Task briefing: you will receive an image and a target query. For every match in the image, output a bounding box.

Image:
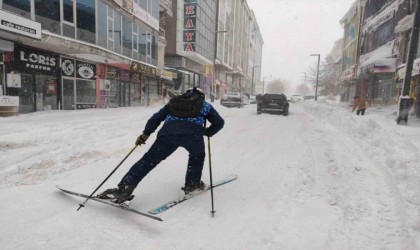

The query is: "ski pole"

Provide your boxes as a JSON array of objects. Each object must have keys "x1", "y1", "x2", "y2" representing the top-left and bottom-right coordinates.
[
  {"x1": 77, "y1": 145, "x2": 138, "y2": 211},
  {"x1": 207, "y1": 135, "x2": 216, "y2": 217}
]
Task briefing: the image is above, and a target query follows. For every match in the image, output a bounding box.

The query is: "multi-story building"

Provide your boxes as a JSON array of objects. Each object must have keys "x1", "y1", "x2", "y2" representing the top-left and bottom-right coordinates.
[
  {"x1": 0, "y1": 0, "x2": 164, "y2": 114},
  {"x1": 214, "y1": 0, "x2": 263, "y2": 98},
  {"x1": 357, "y1": 0, "x2": 398, "y2": 105},
  {"x1": 339, "y1": 0, "x2": 362, "y2": 102},
  {"x1": 394, "y1": 0, "x2": 420, "y2": 117},
  {"x1": 164, "y1": 0, "x2": 217, "y2": 95}
]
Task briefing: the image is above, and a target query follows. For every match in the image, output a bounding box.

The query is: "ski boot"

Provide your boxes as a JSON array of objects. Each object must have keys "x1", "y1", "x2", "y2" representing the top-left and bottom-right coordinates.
[
  {"x1": 97, "y1": 185, "x2": 135, "y2": 206},
  {"x1": 182, "y1": 181, "x2": 206, "y2": 195}
]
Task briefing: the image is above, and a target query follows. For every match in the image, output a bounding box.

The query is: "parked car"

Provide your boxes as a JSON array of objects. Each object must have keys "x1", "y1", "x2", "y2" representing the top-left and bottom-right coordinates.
[
  {"x1": 257, "y1": 93, "x2": 289, "y2": 115},
  {"x1": 249, "y1": 95, "x2": 257, "y2": 104},
  {"x1": 289, "y1": 94, "x2": 304, "y2": 103},
  {"x1": 220, "y1": 92, "x2": 243, "y2": 108},
  {"x1": 304, "y1": 95, "x2": 315, "y2": 100}
]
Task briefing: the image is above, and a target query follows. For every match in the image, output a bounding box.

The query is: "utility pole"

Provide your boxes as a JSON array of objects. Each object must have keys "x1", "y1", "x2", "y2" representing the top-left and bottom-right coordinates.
[
  {"x1": 310, "y1": 54, "x2": 320, "y2": 101},
  {"x1": 397, "y1": 0, "x2": 420, "y2": 125}
]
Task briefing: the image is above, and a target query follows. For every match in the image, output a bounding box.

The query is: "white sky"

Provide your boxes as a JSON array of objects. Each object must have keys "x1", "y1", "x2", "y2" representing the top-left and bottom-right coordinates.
[{"x1": 247, "y1": 0, "x2": 355, "y2": 89}]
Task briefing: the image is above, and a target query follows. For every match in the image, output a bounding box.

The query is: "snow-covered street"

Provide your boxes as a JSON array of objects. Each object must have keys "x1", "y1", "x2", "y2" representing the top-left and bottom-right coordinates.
[{"x1": 1, "y1": 100, "x2": 420, "y2": 249}]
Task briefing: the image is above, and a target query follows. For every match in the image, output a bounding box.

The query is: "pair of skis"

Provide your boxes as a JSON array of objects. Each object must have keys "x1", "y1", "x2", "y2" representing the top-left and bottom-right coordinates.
[{"x1": 57, "y1": 174, "x2": 237, "y2": 222}]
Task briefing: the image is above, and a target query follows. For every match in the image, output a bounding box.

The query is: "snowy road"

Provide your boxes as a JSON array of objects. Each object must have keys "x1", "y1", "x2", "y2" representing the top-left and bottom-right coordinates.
[{"x1": 0, "y1": 100, "x2": 419, "y2": 249}]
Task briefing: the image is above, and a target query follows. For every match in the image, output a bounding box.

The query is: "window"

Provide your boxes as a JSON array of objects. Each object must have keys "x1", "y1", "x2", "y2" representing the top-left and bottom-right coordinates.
[
  {"x1": 77, "y1": 0, "x2": 96, "y2": 43},
  {"x1": 35, "y1": 0, "x2": 61, "y2": 35},
  {"x1": 63, "y1": 0, "x2": 74, "y2": 23},
  {"x1": 133, "y1": 25, "x2": 138, "y2": 59},
  {"x1": 63, "y1": 0, "x2": 76, "y2": 38},
  {"x1": 138, "y1": 26, "x2": 147, "y2": 62},
  {"x1": 122, "y1": 17, "x2": 133, "y2": 57},
  {"x1": 97, "y1": 0, "x2": 107, "y2": 48},
  {"x1": 3, "y1": 0, "x2": 31, "y2": 18},
  {"x1": 146, "y1": 33, "x2": 152, "y2": 64},
  {"x1": 114, "y1": 12, "x2": 122, "y2": 54}
]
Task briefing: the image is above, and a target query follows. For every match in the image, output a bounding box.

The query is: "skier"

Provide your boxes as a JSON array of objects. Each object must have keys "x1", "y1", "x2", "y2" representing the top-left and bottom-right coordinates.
[{"x1": 98, "y1": 87, "x2": 225, "y2": 203}]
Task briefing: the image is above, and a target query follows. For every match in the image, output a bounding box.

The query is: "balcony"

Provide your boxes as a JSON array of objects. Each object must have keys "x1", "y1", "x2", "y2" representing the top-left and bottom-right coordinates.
[{"x1": 160, "y1": 0, "x2": 173, "y2": 17}]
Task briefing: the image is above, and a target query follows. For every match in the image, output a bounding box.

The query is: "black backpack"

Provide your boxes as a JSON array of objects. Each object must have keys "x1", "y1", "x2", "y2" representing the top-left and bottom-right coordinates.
[{"x1": 168, "y1": 92, "x2": 204, "y2": 118}]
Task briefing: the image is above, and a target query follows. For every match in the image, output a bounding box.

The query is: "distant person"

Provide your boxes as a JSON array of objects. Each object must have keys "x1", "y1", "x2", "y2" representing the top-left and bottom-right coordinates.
[
  {"x1": 98, "y1": 87, "x2": 225, "y2": 204},
  {"x1": 352, "y1": 95, "x2": 371, "y2": 116}
]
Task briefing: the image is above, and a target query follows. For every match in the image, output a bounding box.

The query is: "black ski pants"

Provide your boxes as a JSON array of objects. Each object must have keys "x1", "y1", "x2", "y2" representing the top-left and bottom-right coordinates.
[{"x1": 119, "y1": 134, "x2": 205, "y2": 187}]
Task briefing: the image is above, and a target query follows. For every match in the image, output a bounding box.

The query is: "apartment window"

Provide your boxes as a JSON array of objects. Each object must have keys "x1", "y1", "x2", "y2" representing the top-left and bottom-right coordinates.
[
  {"x1": 3, "y1": 0, "x2": 31, "y2": 18},
  {"x1": 35, "y1": 0, "x2": 61, "y2": 35},
  {"x1": 77, "y1": 0, "x2": 96, "y2": 43}
]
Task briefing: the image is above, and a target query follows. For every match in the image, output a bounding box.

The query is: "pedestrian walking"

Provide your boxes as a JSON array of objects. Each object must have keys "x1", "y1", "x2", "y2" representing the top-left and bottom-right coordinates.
[{"x1": 352, "y1": 95, "x2": 371, "y2": 116}]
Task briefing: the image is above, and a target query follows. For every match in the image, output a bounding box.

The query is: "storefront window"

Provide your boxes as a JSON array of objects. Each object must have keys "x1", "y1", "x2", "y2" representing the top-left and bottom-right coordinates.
[
  {"x1": 35, "y1": 0, "x2": 61, "y2": 35},
  {"x1": 62, "y1": 79, "x2": 74, "y2": 110},
  {"x1": 76, "y1": 80, "x2": 96, "y2": 104},
  {"x1": 36, "y1": 75, "x2": 58, "y2": 110},
  {"x1": 130, "y1": 83, "x2": 141, "y2": 106},
  {"x1": 77, "y1": 0, "x2": 96, "y2": 43}
]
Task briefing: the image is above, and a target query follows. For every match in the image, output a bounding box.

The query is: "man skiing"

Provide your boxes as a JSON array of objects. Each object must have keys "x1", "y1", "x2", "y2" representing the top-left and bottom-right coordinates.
[{"x1": 98, "y1": 87, "x2": 225, "y2": 204}]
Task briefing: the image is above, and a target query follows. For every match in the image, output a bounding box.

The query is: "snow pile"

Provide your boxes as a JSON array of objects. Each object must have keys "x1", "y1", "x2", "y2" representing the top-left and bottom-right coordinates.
[
  {"x1": 0, "y1": 101, "x2": 419, "y2": 249},
  {"x1": 303, "y1": 100, "x2": 420, "y2": 247}
]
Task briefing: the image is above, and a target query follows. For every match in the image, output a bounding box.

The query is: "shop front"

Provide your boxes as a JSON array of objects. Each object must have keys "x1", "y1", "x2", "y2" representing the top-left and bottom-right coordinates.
[
  {"x1": 130, "y1": 61, "x2": 158, "y2": 106},
  {"x1": 358, "y1": 41, "x2": 398, "y2": 105},
  {"x1": 61, "y1": 58, "x2": 96, "y2": 110},
  {"x1": 5, "y1": 45, "x2": 59, "y2": 113}
]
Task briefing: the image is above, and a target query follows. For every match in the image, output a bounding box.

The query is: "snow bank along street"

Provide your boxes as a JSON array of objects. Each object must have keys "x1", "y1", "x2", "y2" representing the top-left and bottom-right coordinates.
[{"x1": 0, "y1": 100, "x2": 420, "y2": 249}]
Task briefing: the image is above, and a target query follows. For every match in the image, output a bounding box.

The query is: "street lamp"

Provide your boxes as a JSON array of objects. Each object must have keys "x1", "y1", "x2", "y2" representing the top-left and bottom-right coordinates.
[
  {"x1": 310, "y1": 54, "x2": 320, "y2": 101},
  {"x1": 211, "y1": 0, "x2": 227, "y2": 102},
  {"x1": 251, "y1": 65, "x2": 260, "y2": 95}
]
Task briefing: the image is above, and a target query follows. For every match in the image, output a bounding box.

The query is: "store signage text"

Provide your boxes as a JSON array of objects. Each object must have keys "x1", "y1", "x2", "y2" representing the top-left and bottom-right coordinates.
[
  {"x1": 62, "y1": 58, "x2": 96, "y2": 80},
  {"x1": 14, "y1": 46, "x2": 58, "y2": 74},
  {"x1": 0, "y1": 96, "x2": 19, "y2": 107},
  {"x1": 77, "y1": 62, "x2": 96, "y2": 79},
  {"x1": 0, "y1": 9, "x2": 41, "y2": 39},
  {"x1": 130, "y1": 62, "x2": 157, "y2": 76},
  {"x1": 184, "y1": 2, "x2": 197, "y2": 52},
  {"x1": 62, "y1": 58, "x2": 75, "y2": 76}
]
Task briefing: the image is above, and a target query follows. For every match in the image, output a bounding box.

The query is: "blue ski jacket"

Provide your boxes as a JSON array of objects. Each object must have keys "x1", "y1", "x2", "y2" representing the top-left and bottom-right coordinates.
[{"x1": 143, "y1": 101, "x2": 224, "y2": 137}]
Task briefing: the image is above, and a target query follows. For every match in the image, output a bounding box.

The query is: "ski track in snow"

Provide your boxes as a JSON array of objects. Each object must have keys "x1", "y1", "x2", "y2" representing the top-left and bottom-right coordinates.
[{"x1": 0, "y1": 101, "x2": 419, "y2": 249}]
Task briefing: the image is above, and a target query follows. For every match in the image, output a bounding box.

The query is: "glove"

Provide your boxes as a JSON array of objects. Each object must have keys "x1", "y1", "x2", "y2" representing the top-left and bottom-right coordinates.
[
  {"x1": 135, "y1": 133, "x2": 149, "y2": 145},
  {"x1": 204, "y1": 128, "x2": 211, "y2": 137}
]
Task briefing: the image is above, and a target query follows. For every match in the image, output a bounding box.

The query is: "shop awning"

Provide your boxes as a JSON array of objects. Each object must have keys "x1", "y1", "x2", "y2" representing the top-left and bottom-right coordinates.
[
  {"x1": 395, "y1": 14, "x2": 414, "y2": 33},
  {"x1": 396, "y1": 57, "x2": 420, "y2": 80},
  {"x1": 358, "y1": 40, "x2": 396, "y2": 75}
]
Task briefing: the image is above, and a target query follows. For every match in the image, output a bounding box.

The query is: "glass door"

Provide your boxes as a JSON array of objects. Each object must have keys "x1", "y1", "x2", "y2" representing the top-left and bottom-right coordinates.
[
  {"x1": 62, "y1": 78, "x2": 75, "y2": 110},
  {"x1": 19, "y1": 74, "x2": 35, "y2": 113}
]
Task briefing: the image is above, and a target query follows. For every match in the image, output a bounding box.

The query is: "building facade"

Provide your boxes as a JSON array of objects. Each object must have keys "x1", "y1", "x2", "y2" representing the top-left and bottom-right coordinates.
[
  {"x1": 0, "y1": 0, "x2": 164, "y2": 115},
  {"x1": 214, "y1": 0, "x2": 263, "y2": 98}
]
